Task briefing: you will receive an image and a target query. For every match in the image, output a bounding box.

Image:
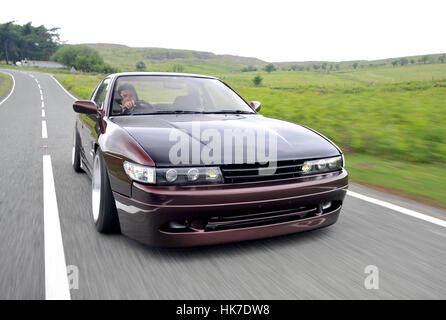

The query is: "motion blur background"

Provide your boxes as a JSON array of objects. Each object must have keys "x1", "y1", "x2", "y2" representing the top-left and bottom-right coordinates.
[{"x1": 1, "y1": 0, "x2": 445, "y2": 207}]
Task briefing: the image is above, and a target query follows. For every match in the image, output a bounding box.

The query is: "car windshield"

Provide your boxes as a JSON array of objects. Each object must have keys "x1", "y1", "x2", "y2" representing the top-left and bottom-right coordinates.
[{"x1": 110, "y1": 75, "x2": 255, "y2": 116}]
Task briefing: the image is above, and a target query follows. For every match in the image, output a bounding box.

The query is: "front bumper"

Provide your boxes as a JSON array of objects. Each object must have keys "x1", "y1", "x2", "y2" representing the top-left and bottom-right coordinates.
[{"x1": 113, "y1": 169, "x2": 348, "y2": 247}]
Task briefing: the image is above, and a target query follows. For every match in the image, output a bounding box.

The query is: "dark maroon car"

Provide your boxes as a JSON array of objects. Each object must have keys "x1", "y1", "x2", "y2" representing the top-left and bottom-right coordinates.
[{"x1": 72, "y1": 72, "x2": 348, "y2": 247}]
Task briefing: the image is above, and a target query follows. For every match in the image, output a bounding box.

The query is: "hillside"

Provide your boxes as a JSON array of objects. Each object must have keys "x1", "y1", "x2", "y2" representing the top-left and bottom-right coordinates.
[
  {"x1": 275, "y1": 53, "x2": 446, "y2": 70},
  {"x1": 83, "y1": 43, "x2": 267, "y2": 74},
  {"x1": 82, "y1": 43, "x2": 446, "y2": 76}
]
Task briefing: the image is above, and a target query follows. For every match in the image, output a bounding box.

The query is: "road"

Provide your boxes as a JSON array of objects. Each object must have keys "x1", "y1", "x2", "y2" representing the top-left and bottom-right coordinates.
[{"x1": 0, "y1": 68, "x2": 445, "y2": 300}]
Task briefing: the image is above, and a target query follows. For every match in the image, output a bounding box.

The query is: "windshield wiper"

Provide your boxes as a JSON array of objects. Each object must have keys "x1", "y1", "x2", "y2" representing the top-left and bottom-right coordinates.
[
  {"x1": 203, "y1": 110, "x2": 254, "y2": 114},
  {"x1": 133, "y1": 110, "x2": 204, "y2": 115}
]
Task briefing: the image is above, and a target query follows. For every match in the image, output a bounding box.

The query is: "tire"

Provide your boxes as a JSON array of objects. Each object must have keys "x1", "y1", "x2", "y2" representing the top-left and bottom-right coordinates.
[
  {"x1": 91, "y1": 149, "x2": 121, "y2": 233},
  {"x1": 72, "y1": 129, "x2": 83, "y2": 173}
]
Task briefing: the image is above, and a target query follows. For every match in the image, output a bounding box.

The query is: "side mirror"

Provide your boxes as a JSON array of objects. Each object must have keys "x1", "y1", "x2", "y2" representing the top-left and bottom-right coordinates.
[
  {"x1": 250, "y1": 101, "x2": 261, "y2": 112},
  {"x1": 73, "y1": 100, "x2": 98, "y2": 115}
]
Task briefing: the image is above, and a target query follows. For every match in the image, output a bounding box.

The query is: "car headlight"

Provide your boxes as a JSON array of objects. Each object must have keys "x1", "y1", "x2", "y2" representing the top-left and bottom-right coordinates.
[
  {"x1": 123, "y1": 161, "x2": 156, "y2": 184},
  {"x1": 123, "y1": 162, "x2": 224, "y2": 185},
  {"x1": 301, "y1": 156, "x2": 343, "y2": 175},
  {"x1": 156, "y1": 167, "x2": 223, "y2": 185}
]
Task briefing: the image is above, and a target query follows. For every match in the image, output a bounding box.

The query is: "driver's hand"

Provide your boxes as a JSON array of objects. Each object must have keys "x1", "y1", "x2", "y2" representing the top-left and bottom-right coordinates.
[{"x1": 121, "y1": 98, "x2": 136, "y2": 113}]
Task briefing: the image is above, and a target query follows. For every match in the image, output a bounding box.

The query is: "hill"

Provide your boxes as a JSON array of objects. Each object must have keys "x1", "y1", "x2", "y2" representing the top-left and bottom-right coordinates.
[
  {"x1": 83, "y1": 43, "x2": 267, "y2": 74},
  {"x1": 82, "y1": 43, "x2": 446, "y2": 76}
]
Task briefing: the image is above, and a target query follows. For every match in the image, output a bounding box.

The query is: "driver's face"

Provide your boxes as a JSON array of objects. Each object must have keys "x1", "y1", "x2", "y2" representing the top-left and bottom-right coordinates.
[{"x1": 120, "y1": 89, "x2": 135, "y2": 102}]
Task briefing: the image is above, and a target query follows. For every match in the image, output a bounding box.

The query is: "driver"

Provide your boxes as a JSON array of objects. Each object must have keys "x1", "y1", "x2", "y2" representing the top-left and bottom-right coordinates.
[{"x1": 117, "y1": 83, "x2": 151, "y2": 115}]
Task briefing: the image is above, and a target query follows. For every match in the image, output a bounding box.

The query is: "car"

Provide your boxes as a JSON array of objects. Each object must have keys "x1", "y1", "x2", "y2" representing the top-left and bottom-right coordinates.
[{"x1": 72, "y1": 72, "x2": 348, "y2": 247}]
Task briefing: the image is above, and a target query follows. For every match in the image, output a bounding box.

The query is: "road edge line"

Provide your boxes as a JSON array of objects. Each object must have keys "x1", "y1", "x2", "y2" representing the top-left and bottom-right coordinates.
[
  {"x1": 0, "y1": 71, "x2": 16, "y2": 106},
  {"x1": 347, "y1": 190, "x2": 446, "y2": 228},
  {"x1": 50, "y1": 75, "x2": 77, "y2": 100}
]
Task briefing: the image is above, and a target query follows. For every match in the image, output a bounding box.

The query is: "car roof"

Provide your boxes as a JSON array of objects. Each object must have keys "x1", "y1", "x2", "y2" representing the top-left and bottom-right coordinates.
[{"x1": 108, "y1": 72, "x2": 219, "y2": 80}]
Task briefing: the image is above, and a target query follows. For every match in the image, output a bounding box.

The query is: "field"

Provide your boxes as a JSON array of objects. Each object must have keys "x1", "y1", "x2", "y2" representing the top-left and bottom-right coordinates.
[{"x1": 4, "y1": 57, "x2": 442, "y2": 207}]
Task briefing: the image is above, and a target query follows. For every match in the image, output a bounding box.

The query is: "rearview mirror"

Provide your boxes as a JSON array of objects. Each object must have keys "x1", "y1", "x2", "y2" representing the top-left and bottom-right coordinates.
[
  {"x1": 73, "y1": 100, "x2": 98, "y2": 114},
  {"x1": 250, "y1": 101, "x2": 261, "y2": 112}
]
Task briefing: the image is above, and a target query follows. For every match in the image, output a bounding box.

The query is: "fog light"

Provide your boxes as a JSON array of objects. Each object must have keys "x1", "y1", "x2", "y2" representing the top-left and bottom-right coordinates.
[
  {"x1": 322, "y1": 202, "x2": 332, "y2": 210},
  {"x1": 187, "y1": 168, "x2": 199, "y2": 181},
  {"x1": 168, "y1": 221, "x2": 187, "y2": 229},
  {"x1": 165, "y1": 169, "x2": 178, "y2": 182}
]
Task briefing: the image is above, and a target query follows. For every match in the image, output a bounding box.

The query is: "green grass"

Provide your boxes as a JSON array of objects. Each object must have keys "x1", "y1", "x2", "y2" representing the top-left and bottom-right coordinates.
[
  {"x1": 54, "y1": 73, "x2": 104, "y2": 99},
  {"x1": 236, "y1": 81, "x2": 446, "y2": 164},
  {"x1": 346, "y1": 154, "x2": 446, "y2": 207},
  {"x1": 0, "y1": 72, "x2": 12, "y2": 99}
]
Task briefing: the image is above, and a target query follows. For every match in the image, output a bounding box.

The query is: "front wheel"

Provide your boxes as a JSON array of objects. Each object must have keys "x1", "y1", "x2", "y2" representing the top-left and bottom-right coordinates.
[
  {"x1": 91, "y1": 149, "x2": 121, "y2": 233},
  {"x1": 72, "y1": 129, "x2": 83, "y2": 173}
]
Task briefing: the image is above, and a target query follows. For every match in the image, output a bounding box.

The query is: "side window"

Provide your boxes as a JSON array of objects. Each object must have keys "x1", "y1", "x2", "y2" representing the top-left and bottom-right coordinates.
[{"x1": 93, "y1": 78, "x2": 111, "y2": 109}]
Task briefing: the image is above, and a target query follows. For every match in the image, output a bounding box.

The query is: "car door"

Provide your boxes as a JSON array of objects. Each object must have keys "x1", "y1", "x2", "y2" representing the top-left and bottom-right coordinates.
[{"x1": 79, "y1": 77, "x2": 111, "y2": 171}]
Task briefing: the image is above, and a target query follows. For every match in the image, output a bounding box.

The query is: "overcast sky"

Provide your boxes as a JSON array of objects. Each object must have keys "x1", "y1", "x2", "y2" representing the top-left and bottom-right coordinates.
[{"x1": 1, "y1": 0, "x2": 445, "y2": 62}]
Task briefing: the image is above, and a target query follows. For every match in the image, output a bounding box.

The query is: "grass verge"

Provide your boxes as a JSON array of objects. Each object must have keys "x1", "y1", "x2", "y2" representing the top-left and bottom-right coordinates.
[
  {"x1": 0, "y1": 72, "x2": 12, "y2": 100},
  {"x1": 346, "y1": 154, "x2": 446, "y2": 208}
]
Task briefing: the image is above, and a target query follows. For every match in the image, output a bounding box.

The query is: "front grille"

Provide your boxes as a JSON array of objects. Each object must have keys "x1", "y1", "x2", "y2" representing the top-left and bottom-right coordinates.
[
  {"x1": 204, "y1": 205, "x2": 320, "y2": 231},
  {"x1": 221, "y1": 159, "x2": 305, "y2": 183},
  {"x1": 160, "y1": 201, "x2": 342, "y2": 233}
]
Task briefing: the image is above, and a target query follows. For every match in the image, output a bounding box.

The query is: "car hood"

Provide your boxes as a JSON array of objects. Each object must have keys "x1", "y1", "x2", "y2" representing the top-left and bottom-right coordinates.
[{"x1": 111, "y1": 114, "x2": 340, "y2": 166}]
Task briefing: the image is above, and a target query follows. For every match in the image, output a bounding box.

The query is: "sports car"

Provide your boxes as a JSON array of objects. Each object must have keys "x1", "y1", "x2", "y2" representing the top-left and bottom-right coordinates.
[{"x1": 72, "y1": 72, "x2": 348, "y2": 247}]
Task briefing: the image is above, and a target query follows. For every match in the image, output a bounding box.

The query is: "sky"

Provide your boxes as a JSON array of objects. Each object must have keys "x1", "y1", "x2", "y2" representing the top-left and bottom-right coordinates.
[{"x1": 1, "y1": 0, "x2": 445, "y2": 62}]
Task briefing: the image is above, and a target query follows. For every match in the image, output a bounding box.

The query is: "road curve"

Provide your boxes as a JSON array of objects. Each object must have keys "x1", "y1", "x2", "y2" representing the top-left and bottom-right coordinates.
[{"x1": 0, "y1": 68, "x2": 445, "y2": 299}]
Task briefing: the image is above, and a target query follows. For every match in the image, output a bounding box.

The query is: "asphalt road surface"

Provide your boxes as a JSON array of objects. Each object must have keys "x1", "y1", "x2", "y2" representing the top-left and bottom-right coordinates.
[{"x1": 1, "y1": 68, "x2": 445, "y2": 300}]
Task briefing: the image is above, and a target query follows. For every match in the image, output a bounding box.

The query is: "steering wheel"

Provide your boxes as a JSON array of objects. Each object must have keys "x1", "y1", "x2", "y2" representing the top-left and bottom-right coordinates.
[{"x1": 120, "y1": 100, "x2": 155, "y2": 115}]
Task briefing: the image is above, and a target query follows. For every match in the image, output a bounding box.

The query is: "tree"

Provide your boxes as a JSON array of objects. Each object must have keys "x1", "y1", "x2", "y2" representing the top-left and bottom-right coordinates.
[
  {"x1": 264, "y1": 63, "x2": 276, "y2": 73},
  {"x1": 252, "y1": 75, "x2": 263, "y2": 86},
  {"x1": 51, "y1": 45, "x2": 117, "y2": 73},
  {"x1": 241, "y1": 65, "x2": 257, "y2": 72},
  {"x1": 312, "y1": 64, "x2": 320, "y2": 71},
  {"x1": 136, "y1": 61, "x2": 146, "y2": 71},
  {"x1": 321, "y1": 63, "x2": 327, "y2": 71},
  {"x1": 420, "y1": 55, "x2": 429, "y2": 64},
  {"x1": 410, "y1": 59, "x2": 416, "y2": 64},
  {"x1": 352, "y1": 62, "x2": 359, "y2": 69},
  {"x1": 391, "y1": 60, "x2": 398, "y2": 67},
  {"x1": 0, "y1": 21, "x2": 60, "y2": 64},
  {"x1": 438, "y1": 55, "x2": 446, "y2": 63},
  {"x1": 399, "y1": 58, "x2": 408, "y2": 66}
]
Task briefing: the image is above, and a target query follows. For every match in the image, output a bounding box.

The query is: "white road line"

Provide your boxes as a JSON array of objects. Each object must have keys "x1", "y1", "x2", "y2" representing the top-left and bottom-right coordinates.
[
  {"x1": 42, "y1": 109, "x2": 45, "y2": 118},
  {"x1": 42, "y1": 120, "x2": 48, "y2": 139},
  {"x1": 42, "y1": 101, "x2": 45, "y2": 108},
  {"x1": 35, "y1": 78, "x2": 38, "y2": 84},
  {"x1": 30, "y1": 74, "x2": 35, "y2": 78},
  {"x1": 38, "y1": 84, "x2": 41, "y2": 89},
  {"x1": 41, "y1": 95, "x2": 44, "y2": 101},
  {"x1": 43, "y1": 155, "x2": 71, "y2": 300},
  {"x1": 0, "y1": 71, "x2": 16, "y2": 106},
  {"x1": 50, "y1": 75, "x2": 77, "y2": 100},
  {"x1": 39, "y1": 89, "x2": 43, "y2": 95},
  {"x1": 347, "y1": 190, "x2": 446, "y2": 228}
]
